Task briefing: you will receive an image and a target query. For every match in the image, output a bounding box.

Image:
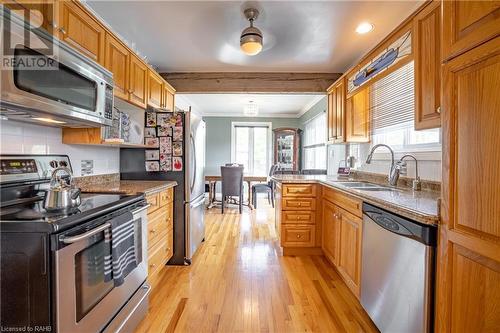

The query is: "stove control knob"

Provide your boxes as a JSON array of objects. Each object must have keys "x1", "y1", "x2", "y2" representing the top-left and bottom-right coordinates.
[
  {"x1": 49, "y1": 160, "x2": 58, "y2": 168},
  {"x1": 59, "y1": 161, "x2": 68, "y2": 167}
]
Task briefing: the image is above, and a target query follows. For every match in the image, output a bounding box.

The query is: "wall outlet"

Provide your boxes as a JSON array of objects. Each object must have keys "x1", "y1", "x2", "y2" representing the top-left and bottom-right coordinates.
[{"x1": 81, "y1": 160, "x2": 93, "y2": 176}]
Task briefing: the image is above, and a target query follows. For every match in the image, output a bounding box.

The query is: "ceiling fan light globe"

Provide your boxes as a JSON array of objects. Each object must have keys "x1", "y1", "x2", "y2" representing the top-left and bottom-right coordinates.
[
  {"x1": 240, "y1": 41, "x2": 263, "y2": 56},
  {"x1": 240, "y1": 25, "x2": 263, "y2": 56}
]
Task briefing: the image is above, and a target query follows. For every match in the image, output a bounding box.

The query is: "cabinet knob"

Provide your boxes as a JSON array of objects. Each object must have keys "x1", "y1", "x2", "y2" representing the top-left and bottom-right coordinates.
[
  {"x1": 436, "y1": 106, "x2": 441, "y2": 114},
  {"x1": 297, "y1": 202, "x2": 302, "y2": 206},
  {"x1": 59, "y1": 27, "x2": 67, "y2": 35},
  {"x1": 128, "y1": 89, "x2": 134, "y2": 94},
  {"x1": 150, "y1": 229, "x2": 156, "y2": 234},
  {"x1": 296, "y1": 234, "x2": 302, "y2": 239},
  {"x1": 149, "y1": 263, "x2": 156, "y2": 269}
]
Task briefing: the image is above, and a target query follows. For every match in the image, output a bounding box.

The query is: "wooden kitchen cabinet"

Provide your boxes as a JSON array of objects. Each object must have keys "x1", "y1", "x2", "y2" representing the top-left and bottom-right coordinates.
[
  {"x1": 3, "y1": 0, "x2": 55, "y2": 34},
  {"x1": 346, "y1": 87, "x2": 370, "y2": 143},
  {"x1": 148, "y1": 70, "x2": 163, "y2": 108},
  {"x1": 327, "y1": 77, "x2": 346, "y2": 143},
  {"x1": 338, "y1": 207, "x2": 362, "y2": 298},
  {"x1": 162, "y1": 84, "x2": 175, "y2": 111},
  {"x1": 442, "y1": 0, "x2": 500, "y2": 62},
  {"x1": 145, "y1": 188, "x2": 174, "y2": 290},
  {"x1": 129, "y1": 54, "x2": 149, "y2": 109},
  {"x1": 413, "y1": 1, "x2": 441, "y2": 130},
  {"x1": 104, "y1": 33, "x2": 129, "y2": 101},
  {"x1": 437, "y1": 37, "x2": 500, "y2": 332},
  {"x1": 322, "y1": 199, "x2": 340, "y2": 266},
  {"x1": 57, "y1": 0, "x2": 105, "y2": 64}
]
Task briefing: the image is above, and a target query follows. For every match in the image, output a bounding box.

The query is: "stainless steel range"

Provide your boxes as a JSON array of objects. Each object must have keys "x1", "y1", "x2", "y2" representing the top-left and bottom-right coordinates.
[{"x1": 0, "y1": 155, "x2": 150, "y2": 333}]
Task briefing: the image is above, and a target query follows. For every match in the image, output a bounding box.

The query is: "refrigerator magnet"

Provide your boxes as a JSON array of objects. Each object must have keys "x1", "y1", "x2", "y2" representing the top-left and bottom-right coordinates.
[
  {"x1": 146, "y1": 112, "x2": 157, "y2": 127},
  {"x1": 173, "y1": 126, "x2": 183, "y2": 141},
  {"x1": 172, "y1": 156, "x2": 183, "y2": 171},
  {"x1": 145, "y1": 150, "x2": 159, "y2": 161},
  {"x1": 159, "y1": 137, "x2": 172, "y2": 153},
  {"x1": 157, "y1": 125, "x2": 172, "y2": 137},
  {"x1": 172, "y1": 141, "x2": 182, "y2": 156},
  {"x1": 157, "y1": 113, "x2": 170, "y2": 127},
  {"x1": 160, "y1": 157, "x2": 172, "y2": 171},
  {"x1": 144, "y1": 128, "x2": 157, "y2": 138},
  {"x1": 145, "y1": 161, "x2": 159, "y2": 172},
  {"x1": 144, "y1": 137, "x2": 159, "y2": 148}
]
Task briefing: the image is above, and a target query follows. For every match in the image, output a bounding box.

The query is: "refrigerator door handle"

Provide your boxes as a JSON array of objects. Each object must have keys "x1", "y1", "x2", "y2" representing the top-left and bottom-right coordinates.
[{"x1": 190, "y1": 133, "x2": 196, "y2": 193}]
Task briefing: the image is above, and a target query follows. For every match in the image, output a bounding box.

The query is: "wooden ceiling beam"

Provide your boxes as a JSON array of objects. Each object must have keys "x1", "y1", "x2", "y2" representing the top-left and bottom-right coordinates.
[{"x1": 160, "y1": 72, "x2": 342, "y2": 94}]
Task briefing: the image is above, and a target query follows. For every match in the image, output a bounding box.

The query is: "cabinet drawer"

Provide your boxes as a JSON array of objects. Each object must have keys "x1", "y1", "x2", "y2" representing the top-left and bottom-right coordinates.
[
  {"x1": 282, "y1": 211, "x2": 316, "y2": 224},
  {"x1": 282, "y1": 198, "x2": 316, "y2": 211},
  {"x1": 166, "y1": 229, "x2": 173, "y2": 262},
  {"x1": 323, "y1": 187, "x2": 362, "y2": 217},
  {"x1": 159, "y1": 188, "x2": 174, "y2": 206},
  {"x1": 146, "y1": 193, "x2": 160, "y2": 214},
  {"x1": 282, "y1": 184, "x2": 317, "y2": 197},
  {"x1": 281, "y1": 225, "x2": 315, "y2": 247},
  {"x1": 147, "y1": 210, "x2": 168, "y2": 251},
  {"x1": 147, "y1": 240, "x2": 169, "y2": 276}
]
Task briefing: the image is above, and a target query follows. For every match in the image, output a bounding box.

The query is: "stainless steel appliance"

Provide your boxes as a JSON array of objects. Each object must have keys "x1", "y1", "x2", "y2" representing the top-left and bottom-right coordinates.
[
  {"x1": 361, "y1": 203, "x2": 437, "y2": 333},
  {"x1": 0, "y1": 7, "x2": 114, "y2": 127},
  {"x1": 0, "y1": 155, "x2": 150, "y2": 333},
  {"x1": 120, "y1": 110, "x2": 206, "y2": 265},
  {"x1": 43, "y1": 167, "x2": 81, "y2": 211}
]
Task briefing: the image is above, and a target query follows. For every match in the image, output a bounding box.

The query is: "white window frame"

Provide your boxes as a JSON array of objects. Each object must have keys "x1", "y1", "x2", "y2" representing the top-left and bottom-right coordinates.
[
  {"x1": 302, "y1": 112, "x2": 327, "y2": 169},
  {"x1": 230, "y1": 121, "x2": 272, "y2": 175}
]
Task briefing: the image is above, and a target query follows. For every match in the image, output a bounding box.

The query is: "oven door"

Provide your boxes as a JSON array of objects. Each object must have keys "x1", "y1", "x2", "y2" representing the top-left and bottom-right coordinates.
[{"x1": 55, "y1": 205, "x2": 148, "y2": 333}]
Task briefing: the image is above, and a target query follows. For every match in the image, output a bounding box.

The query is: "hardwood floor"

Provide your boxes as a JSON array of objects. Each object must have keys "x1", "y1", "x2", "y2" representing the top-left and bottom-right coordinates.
[{"x1": 135, "y1": 201, "x2": 378, "y2": 333}]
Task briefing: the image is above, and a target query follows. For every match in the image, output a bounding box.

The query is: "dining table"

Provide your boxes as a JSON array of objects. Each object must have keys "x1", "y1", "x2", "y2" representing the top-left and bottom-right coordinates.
[{"x1": 205, "y1": 174, "x2": 268, "y2": 210}]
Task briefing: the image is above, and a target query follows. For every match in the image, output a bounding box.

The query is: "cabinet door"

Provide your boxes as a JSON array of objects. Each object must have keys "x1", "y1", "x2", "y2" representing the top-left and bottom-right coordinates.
[
  {"x1": 104, "y1": 34, "x2": 129, "y2": 101},
  {"x1": 164, "y1": 88, "x2": 175, "y2": 111},
  {"x1": 437, "y1": 37, "x2": 500, "y2": 332},
  {"x1": 129, "y1": 55, "x2": 148, "y2": 109},
  {"x1": 442, "y1": 0, "x2": 500, "y2": 61},
  {"x1": 322, "y1": 200, "x2": 340, "y2": 266},
  {"x1": 4, "y1": 0, "x2": 55, "y2": 33},
  {"x1": 327, "y1": 89, "x2": 336, "y2": 141},
  {"x1": 57, "y1": 1, "x2": 105, "y2": 64},
  {"x1": 414, "y1": 1, "x2": 441, "y2": 130},
  {"x1": 333, "y1": 79, "x2": 345, "y2": 142},
  {"x1": 338, "y1": 208, "x2": 362, "y2": 297},
  {"x1": 346, "y1": 87, "x2": 370, "y2": 143},
  {"x1": 148, "y1": 70, "x2": 163, "y2": 108}
]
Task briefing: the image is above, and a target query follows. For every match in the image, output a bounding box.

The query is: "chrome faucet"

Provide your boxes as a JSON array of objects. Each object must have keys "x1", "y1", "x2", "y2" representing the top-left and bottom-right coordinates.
[
  {"x1": 396, "y1": 154, "x2": 421, "y2": 191},
  {"x1": 365, "y1": 144, "x2": 399, "y2": 186}
]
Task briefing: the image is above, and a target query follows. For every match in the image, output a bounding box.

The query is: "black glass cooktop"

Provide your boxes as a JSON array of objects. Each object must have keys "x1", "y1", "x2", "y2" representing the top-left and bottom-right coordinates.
[{"x1": 0, "y1": 192, "x2": 144, "y2": 233}]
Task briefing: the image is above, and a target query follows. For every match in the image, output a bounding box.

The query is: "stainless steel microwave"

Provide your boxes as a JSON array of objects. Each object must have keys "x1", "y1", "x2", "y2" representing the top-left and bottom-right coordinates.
[{"x1": 0, "y1": 7, "x2": 113, "y2": 127}]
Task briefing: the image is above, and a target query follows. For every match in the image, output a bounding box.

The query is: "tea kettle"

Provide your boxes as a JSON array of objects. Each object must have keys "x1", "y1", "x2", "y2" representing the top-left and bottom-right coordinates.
[{"x1": 43, "y1": 167, "x2": 81, "y2": 212}]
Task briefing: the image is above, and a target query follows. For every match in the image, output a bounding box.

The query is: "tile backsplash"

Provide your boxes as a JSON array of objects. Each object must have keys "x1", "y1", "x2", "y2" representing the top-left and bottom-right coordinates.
[{"x1": 0, "y1": 120, "x2": 120, "y2": 177}]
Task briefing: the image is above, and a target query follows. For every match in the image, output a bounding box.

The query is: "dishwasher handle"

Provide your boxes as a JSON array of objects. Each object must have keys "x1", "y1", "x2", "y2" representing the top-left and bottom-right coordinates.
[{"x1": 362, "y1": 202, "x2": 437, "y2": 246}]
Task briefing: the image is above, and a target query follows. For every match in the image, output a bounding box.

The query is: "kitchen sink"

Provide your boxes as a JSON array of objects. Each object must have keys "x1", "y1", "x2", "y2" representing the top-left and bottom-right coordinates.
[
  {"x1": 335, "y1": 181, "x2": 400, "y2": 192},
  {"x1": 336, "y1": 181, "x2": 380, "y2": 188}
]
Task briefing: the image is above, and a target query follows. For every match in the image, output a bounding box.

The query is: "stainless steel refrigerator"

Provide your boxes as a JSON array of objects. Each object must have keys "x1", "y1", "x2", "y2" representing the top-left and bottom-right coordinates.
[{"x1": 120, "y1": 110, "x2": 206, "y2": 265}]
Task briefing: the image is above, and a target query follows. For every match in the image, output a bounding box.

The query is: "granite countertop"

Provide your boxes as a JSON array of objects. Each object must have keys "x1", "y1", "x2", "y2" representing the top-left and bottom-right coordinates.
[
  {"x1": 79, "y1": 180, "x2": 178, "y2": 196},
  {"x1": 272, "y1": 174, "x2": 440, "y2": 225}
]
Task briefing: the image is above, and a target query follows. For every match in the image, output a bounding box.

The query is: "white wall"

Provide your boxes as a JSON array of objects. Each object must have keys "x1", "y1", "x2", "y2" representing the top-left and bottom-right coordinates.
[{"x1": 0, "y1": 120, "x2": 120, "y2": 177}]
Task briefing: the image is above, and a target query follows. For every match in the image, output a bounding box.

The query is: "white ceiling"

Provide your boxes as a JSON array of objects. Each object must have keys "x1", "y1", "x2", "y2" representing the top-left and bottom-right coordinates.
[
  {"x1": 177, "y1": 94, "x2": 325, "y2": 117},
  {"x1": 85, "y1": 0, "x2": 422, "y2": 73}
]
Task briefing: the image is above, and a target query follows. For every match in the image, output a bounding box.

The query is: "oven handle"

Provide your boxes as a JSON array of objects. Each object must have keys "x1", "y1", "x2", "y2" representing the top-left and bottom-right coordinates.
[
  {"x1": 62, "y1": 222, "x2": 111, "y2": 244},
  {"x1": 61, "y1": 204, "x2": 150, "y2": 244}
]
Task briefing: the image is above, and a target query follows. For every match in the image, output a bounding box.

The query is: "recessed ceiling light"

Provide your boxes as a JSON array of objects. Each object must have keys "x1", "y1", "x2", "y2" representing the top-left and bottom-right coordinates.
[{"x1": 356, "y1": 22, "x2": 374, "y2": 34}]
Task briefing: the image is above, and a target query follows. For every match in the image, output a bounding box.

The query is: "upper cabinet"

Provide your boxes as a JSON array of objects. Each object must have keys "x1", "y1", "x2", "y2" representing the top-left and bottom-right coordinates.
[
  {"x1": 57, "y1": 1, "x2": 105, "y2": 64},
  {"x1": 3, "y1": 0, "x2": 55, "y2": 33},
  {"x1": 104, "y1": 33, "x2": 129, "y2": 101},
  {"x1": 148, "y1": 70, "x2": 163, "y2": 108},
  {"x1": 162, "y1": 84, "x2": 175, "y2": 111},
  {"x1": 413, "y1": 1, "x2": 441, "y2": 130},
  {"x1": 129, "y1": 55, "x2": 148, "y2": 109},
  {"x1": 442, "y1": 0, "x2": 500, "y2": 61},
  {"x1": 327, "y1": 77, "x2": 345, "y2": 143},
  {"x1": 346, "y1": 87, "x2": 370, "y2": 143}
]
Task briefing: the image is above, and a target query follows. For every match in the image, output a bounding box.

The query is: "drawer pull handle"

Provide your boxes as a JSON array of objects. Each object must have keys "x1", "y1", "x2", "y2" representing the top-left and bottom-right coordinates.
[{"x1": 149, "y1": 264, "x2": 156, "y2": 269}]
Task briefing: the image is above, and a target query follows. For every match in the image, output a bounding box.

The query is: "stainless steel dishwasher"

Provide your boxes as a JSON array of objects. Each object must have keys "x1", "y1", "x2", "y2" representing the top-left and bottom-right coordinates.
[{"x1": 361, "y1": 203, "x2": 437, "y2": 333}]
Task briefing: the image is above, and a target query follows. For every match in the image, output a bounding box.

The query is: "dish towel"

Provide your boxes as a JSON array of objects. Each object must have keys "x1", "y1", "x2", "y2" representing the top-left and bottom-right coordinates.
[{"x1": 103, "y1": 212, "x2": 137, "y2": 287}]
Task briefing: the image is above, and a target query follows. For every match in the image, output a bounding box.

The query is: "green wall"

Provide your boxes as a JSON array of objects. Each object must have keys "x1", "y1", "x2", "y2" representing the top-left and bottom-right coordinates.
[
  {"x1": 203, "y1": 116, "x2": 300, "y2": 175},
  {"x1": 298, "y1": 96, "x2": 327, "y2": 127}
]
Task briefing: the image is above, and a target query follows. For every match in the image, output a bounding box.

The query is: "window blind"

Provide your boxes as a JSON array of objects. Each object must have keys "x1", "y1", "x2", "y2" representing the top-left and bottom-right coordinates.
[{"x1": 370, "y1": 61, "x2": 414, "y2": 131}]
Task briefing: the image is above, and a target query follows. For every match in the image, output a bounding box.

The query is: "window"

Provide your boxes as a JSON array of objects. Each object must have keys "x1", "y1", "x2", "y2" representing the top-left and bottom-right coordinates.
[
  {"x1": 303, "y1": 112, "x2": 327, "y2": 169},
  {"x1": 231, "y1": 122, "x2": 271, "y2": 175},
  {"x1": 370, "y1": 61, "x2": 441, "y2": 152}
]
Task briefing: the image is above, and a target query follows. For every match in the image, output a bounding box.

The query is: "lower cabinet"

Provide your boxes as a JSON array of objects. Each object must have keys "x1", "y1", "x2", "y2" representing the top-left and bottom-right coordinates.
[
  {"x1": 145, "y1": 188, "x2": 174, "y2": 289},
  {"x1": 321, "y1": 187, "x2": 363, "y2": 298}
]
